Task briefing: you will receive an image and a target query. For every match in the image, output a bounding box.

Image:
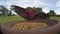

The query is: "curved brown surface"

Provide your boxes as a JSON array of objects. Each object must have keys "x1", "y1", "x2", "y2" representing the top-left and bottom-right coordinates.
[{"x1": 1, "y1": 19, "x2": 60, "y2": 34}]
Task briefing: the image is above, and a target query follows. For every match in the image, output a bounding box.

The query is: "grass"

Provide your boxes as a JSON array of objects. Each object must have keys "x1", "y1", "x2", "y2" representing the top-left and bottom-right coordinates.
[
  {"x1": 50, "y1": 16, "x2": 60, "y2": 20},
  {"x1": 0, "y1": 16, "x2": 60, "y2": 24},
  {"x1": 0, "y1": 16, "x2": 25, "y2": 24}
]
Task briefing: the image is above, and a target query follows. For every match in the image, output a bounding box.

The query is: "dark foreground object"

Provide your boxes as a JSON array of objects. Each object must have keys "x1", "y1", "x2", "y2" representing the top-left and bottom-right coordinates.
[
  {"x1": 0, "y1": 30, "x2": 3, "y2": 34},
  {"x1": 0, "y1": 19, "x2": 60, "y2": 34}
]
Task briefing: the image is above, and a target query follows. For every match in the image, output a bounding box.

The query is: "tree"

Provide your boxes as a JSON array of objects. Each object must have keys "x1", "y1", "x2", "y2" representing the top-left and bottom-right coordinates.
[
  {"x1": 35, "y1": 8, "x2": 42, "y2": 14},
  {"x1": 0, "y1": 11, "x2": 2, "y2": 15},
  {"x1": 26, "y1": 7, "x2": 42, "y2": 14},
  {"x1": 0, "y1": 5, "x2": 9, "y2": 16},
  {"x1": 12, "y1": 14, "x2": 15, "y2": 16},
  {"x1": 47, "y1": 10, "x2": 56, "y2": 16},
  {"x1": 26, "y1": 7, "x2": 32, "y2": 11},
  {"x1": 8, "y1": 10, "x2": 12, "y2": 16}
]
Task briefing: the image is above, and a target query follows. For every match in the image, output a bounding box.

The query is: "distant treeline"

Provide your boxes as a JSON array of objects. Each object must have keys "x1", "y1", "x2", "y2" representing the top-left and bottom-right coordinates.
[{"x1": 0, "y1": 5, "x2": 60, "y2": 17}]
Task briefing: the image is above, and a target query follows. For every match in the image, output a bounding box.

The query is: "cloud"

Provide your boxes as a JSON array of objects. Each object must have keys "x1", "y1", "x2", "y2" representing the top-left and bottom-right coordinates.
[
  {"x1": 0, "y1": 0, "x2": 60, "y2": 15},
  {"x1": 42, "y1": 7, "x2": 50, "y2": 13},
  {"x1": 42, "y1": 7, "x2": 60, "y2": 15},
  {"x1": 55, "y1": 0, "x2": 60, "y2": 15},
  {"x1": 55, "y1": 8, "x2": 60, "y2": 15},
  {"x1": 34, "y1": 0, "x2": 52, "y2": 7},
  {"x1": 0, "y1": 0, "x2": 52, "y2": 8},
  {"x1": 56, "y1": 0, "x2": 60, "y2": 7}
]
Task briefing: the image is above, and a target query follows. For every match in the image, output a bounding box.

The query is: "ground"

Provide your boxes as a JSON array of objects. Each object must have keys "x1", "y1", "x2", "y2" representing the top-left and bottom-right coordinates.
[
  {"x1": 0, "y1": 16, "x2": 60, "y2": 34},
  {"x1": 0, "y1": 16, "x2": 25, "y2": 24},
  {"x1": 50, "y1": 16, "x2": 60, "y2": 20},
  {"x1": 0, "y1": 16, "x2": 60, "y2": 24}
]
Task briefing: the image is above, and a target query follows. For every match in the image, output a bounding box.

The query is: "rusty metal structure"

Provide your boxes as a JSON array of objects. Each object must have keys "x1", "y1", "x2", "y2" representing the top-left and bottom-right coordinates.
[{"x1": 10, "y1": 5, "x2": 49, "y2": 20}]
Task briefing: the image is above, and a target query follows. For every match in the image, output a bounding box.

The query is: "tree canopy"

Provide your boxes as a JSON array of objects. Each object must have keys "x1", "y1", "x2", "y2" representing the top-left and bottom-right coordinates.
[
  {"x1": 0, "y1": 5, "x2": 9, "y2": 16},
  {"x1": 47, "y1": 10, "x2": 56, "y2": 16}
]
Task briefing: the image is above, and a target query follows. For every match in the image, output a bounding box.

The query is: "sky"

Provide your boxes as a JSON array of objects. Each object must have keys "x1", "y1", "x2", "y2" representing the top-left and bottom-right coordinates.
[{"x1": 0, "y1": 0, "x2": 60, "y2": 15}]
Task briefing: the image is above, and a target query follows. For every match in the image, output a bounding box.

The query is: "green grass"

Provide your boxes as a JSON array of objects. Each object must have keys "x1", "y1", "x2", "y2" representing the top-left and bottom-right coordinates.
[
  {"x1": 0, "y1": 16, "x2": 60, "y2": 24},
  {"x1": 0, "y1": 16, "x2": 25, "y2": 24},
  {"x1": 50, "y1": 16, "x2": 60, "y2": 20}
]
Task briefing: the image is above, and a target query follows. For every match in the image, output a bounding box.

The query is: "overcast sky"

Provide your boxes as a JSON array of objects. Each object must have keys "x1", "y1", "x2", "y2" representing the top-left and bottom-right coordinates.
[{"x1": 0, "y1": 0, "x2": 60, "y2": 15}]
